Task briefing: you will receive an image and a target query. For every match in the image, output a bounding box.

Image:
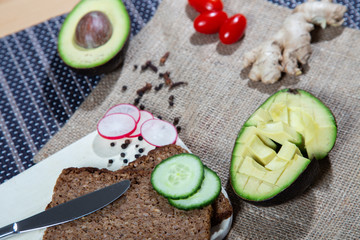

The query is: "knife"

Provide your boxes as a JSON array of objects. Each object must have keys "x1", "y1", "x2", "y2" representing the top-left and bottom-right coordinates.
[{"x1": 0, "y1": 179, "x2": 130, "y2": 239}]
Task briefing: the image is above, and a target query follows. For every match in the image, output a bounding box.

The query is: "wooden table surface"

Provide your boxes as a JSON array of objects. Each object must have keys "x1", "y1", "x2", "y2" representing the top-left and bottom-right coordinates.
[{"x1": 0, "y1": 0, "x2": 79, "y2": 38}]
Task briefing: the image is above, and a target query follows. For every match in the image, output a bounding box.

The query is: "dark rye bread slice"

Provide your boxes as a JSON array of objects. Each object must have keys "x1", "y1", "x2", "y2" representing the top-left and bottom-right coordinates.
[
  {"x1": 124, "y1": 144, "x2": 233, "y2": 224},
  {"x1": 43, "y1": 167, "x2": 213, "y2": 239}
]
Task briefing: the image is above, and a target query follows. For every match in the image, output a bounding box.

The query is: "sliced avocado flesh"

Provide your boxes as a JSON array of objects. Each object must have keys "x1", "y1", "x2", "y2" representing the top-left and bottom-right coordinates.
[
  {"x1": 245, "y1": 108, "x2": 272, "y2": 126},
  {"x1": 257, "y1": 122, "x2": 303, "y2": 147},
  {"x1": 231, "y1": 89, "x2": 337, "y2": 202},
  {"x1": 232, "y1": 134, "x2": 310, "y2": 201},
  {"x1": 58, "y1": 0, "x2": 130, "y2": 70}
]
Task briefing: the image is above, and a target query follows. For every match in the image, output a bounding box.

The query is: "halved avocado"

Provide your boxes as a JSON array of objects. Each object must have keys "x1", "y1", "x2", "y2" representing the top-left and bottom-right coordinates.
[
  {"x1": 58, "y1": 0, "x2": 130, "y2": 75},
  {"x1": 230, "y1": 89, "x2": 336, "y2": 203}
]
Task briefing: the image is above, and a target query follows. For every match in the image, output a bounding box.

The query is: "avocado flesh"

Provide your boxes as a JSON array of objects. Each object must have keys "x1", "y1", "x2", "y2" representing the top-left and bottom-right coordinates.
[
  {"x1": 231, "y1": 89, "x2": 337, "y2": 202},
  {"x1": 58, "y1": 0, "x2": 130, "y2": 70},
  {"x1": 231, "y1": 126, "x2": 310, "y2": 201},
  {"x1": 245, "y1": 89, "x2": 337, "y2": 160}
]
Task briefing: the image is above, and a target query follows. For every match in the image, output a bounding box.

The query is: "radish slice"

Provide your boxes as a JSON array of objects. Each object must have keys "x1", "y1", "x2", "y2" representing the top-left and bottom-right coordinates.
[
  {"x1": 97, "y1": 113, "x2": 136, "y2": 140},
  {"x1": 105, "y1": 104, "x2": 140, "y2": 123},
  {"x1": 129, "y1": 110, "x2": 154, "y2": 138},
  {"x1": 141, "y1": 119, "x2": 178, "y2": 147}
]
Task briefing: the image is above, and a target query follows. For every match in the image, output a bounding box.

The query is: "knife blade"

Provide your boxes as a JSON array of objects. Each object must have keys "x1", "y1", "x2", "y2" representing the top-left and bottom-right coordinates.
[{"x1": 0, "y1": 179, "x2": 130, "y2": 239}]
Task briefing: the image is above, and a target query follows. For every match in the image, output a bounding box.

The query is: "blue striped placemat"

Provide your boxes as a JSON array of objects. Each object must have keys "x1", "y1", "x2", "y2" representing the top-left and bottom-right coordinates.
[{"x1": 0, "y1": 0, "x2": 359, "y2": 184}]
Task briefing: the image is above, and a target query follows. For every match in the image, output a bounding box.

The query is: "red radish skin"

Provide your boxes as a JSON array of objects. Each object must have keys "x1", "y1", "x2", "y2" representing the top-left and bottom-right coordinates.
[
  {"x1": 104, "y1": 103, "x2": 140, "y2": 123},
  {"x1": 97, "y1": 113, "x2": 136, "y2": 140},
  {"x1": 128, "y1": 110, "x2": 154, "y2": 138},
  {"x1": 140, "y1": 119, "x2": 178, "y2": 147}
]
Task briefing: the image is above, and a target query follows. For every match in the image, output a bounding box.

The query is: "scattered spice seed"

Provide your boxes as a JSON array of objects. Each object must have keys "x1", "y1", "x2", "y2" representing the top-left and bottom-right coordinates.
[
  {"x1": 135, "y1": 154, "x2": 141, "y2": 159},
  {"x1": 110, "y1": 142, "x2": 116, "y2": 147},
  {"x1": 122, "y1": 85, "x2": 127, "y2": 92},
  {"x1": 147, "y1": 61, "x2": 158, "y2": 73},
  {"x1": 173, "y1": 117, "x2": 180, "y2": 125},
  {"x1": 135, "y1": 144, "x2": 139, "y2": 148},
  {"x1": 140, "y1": 104, "x2": 145, "y2": 110},
  {"x1": 134, "y1": 97, "x2": 142, "y2": 106},
  {"x1": 158, "y1": 72, "x2": 164, "y2": 78},
  {"x1": 141, "y1": 61, "x2": 158, "y2": 73},
  {"x1": 169, "y1": 95, "x2": 174, "y2": 101},
  {"x1": 139, "y1": 148, "x2": 144, "y2": 153},
  {"x1": 169, "y1": 101, "x2": 174, "y2": 107},
  {"x1": 160, "y1": 52, "x2": 170, "y2": 66},
  {"x1": 121, "y1": 152, "x2": 126, "y2": 157},
  {"x1": 176, "y1": 126, "x2": 182, "y2": 133},
  {"x1": 121, "y1": 143, "x2": 128, "y2": 149},
  {"x1": 138, "y1": 136, "x2": 143, "y2": 141},
  {"x1": 157, "y1": 115, "x2": 162, "y2": 120},
  {"x1": 154, "y1": 83, "x2": 164, "y2": 91},
  {"x1": 108, "y1": 159, "x2": 114, "y2": 164},
  {"x1": 125, "y1": 139, "x2": 131, "y2": 145},
  {"x1": 141, "y1": 64, "x2": 148, "y2": 71},
  {"x1": 123, "y1": 159, "x2": 128, "y2": 164},
  {"x1": 162, "y1": 71, "x2": 173, "y2": 86},
  {"x1": 136, "y1": 82, "x2": 152, "y2": 96},
  {"x1": 169, "y1": 81, "x2": 188, "y2": 90},
  {"x1": 133, "y1": 64, "x2": 138, "y2": 71}
]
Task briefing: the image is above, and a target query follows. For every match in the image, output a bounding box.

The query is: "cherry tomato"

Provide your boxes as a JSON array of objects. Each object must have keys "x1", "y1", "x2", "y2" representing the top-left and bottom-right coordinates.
[
  {"x1": 219, "y1": 14, "x2": 247, "y2": 44},
  {"x1": 194, "y1": 11, "x2": 228, "y2": 34},
  {"x1": 188, "y1": 0, "x2": 223, "y2": 13}
]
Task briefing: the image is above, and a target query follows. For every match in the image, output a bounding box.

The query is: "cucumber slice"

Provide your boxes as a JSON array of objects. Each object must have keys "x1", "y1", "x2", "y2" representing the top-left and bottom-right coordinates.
[
  {"x1": 151, "y1": 153, "x2": 204, "y2": 199},
  {"x1": 168, "y1": 167, "x2": 221, "y2": 210}
]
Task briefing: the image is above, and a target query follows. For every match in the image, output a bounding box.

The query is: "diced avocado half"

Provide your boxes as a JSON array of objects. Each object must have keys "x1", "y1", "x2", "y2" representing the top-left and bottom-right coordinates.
[
  {"x1": 231, "y1": 89, "x2": 336, "y2": 203},
  {"x1": 58, "y1": 0, "x2": 130, "y2": 74}
]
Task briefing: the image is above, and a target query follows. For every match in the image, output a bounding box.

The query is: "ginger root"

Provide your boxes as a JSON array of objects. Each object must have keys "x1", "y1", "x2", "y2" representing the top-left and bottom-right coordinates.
[{"x1": 242, "y1": 0, "x2": 347, "y2": 84}]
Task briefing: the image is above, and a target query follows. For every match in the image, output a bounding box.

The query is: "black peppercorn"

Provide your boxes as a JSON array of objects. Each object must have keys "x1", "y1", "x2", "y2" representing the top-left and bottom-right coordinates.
[{"x1": 173, "y1": 117, "x2": 180, "y2": 125}]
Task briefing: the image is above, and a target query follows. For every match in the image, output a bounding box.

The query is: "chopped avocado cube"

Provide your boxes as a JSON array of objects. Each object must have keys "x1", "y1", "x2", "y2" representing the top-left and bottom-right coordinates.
[
  {"x1": 262, "y1": 167, "x2": 285, "y2": 184},
  {"x1": 243, "y1": 176, "x2": 262, "y2": 199},
  {"x1": 276, "y1": 154, "x2": 310, "y2": 187},
  {"x1": 265, "y1": 156, "x2": 288, "y2": 170},
  {"x1": 236, "y1": 126, "x2": 277, "y2": 149},
  {"x1": 257, "y1": 121, "x2": 303, "y2": 146},
  {"x1": 277, "y1": 141, "x2": 302, "y2": 160},
  {"x1": 245, "y1": 108, "x2": 272, "y2": 126},
  {"x1": 269, "y1": 102, "x2": 288, "y2": 124},
  {"x1": 248, "y1": 135, "x2": 277, "y2": 165},
  {"x1": 238, "y1": 156, "x2": 267, "y2": 179}
]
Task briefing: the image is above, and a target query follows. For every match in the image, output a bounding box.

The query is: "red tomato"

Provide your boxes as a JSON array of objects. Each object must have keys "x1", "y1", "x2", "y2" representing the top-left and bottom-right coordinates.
[
  {"x1": 188, "y1": 0, "x2": 223, "y2": 13},
  {"x1": 194, "y1": 11, "x2": 228, "y2": 34},
  {"x1": 219, "y1": 14, "x2": 247, "y2": 44}
]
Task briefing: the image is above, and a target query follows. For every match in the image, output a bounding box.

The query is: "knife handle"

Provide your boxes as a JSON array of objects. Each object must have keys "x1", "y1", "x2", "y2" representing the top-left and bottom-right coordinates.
[{"x1": 0, "y1": 223, "x2": 16, "y2": 239}]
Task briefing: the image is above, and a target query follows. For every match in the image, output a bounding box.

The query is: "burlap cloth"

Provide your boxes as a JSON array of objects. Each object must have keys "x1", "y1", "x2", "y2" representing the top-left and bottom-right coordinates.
[{"x1": 34, "y1": 0, "x2": 360, "y2": 239}]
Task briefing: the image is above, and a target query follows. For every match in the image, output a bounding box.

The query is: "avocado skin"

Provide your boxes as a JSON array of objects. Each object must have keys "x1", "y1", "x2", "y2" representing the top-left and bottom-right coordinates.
[
  {"x1": 61, "y1": 37, "x2": 130, "y2": 76},
  {"x1": 243, "y1": 158, "x2": 320, "y2": 206}
]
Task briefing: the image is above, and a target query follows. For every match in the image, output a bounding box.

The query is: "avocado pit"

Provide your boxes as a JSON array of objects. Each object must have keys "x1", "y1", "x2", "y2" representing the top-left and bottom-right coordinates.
[{"x1": 75, "y1": 11, "x2": 113, "y2": 49}]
